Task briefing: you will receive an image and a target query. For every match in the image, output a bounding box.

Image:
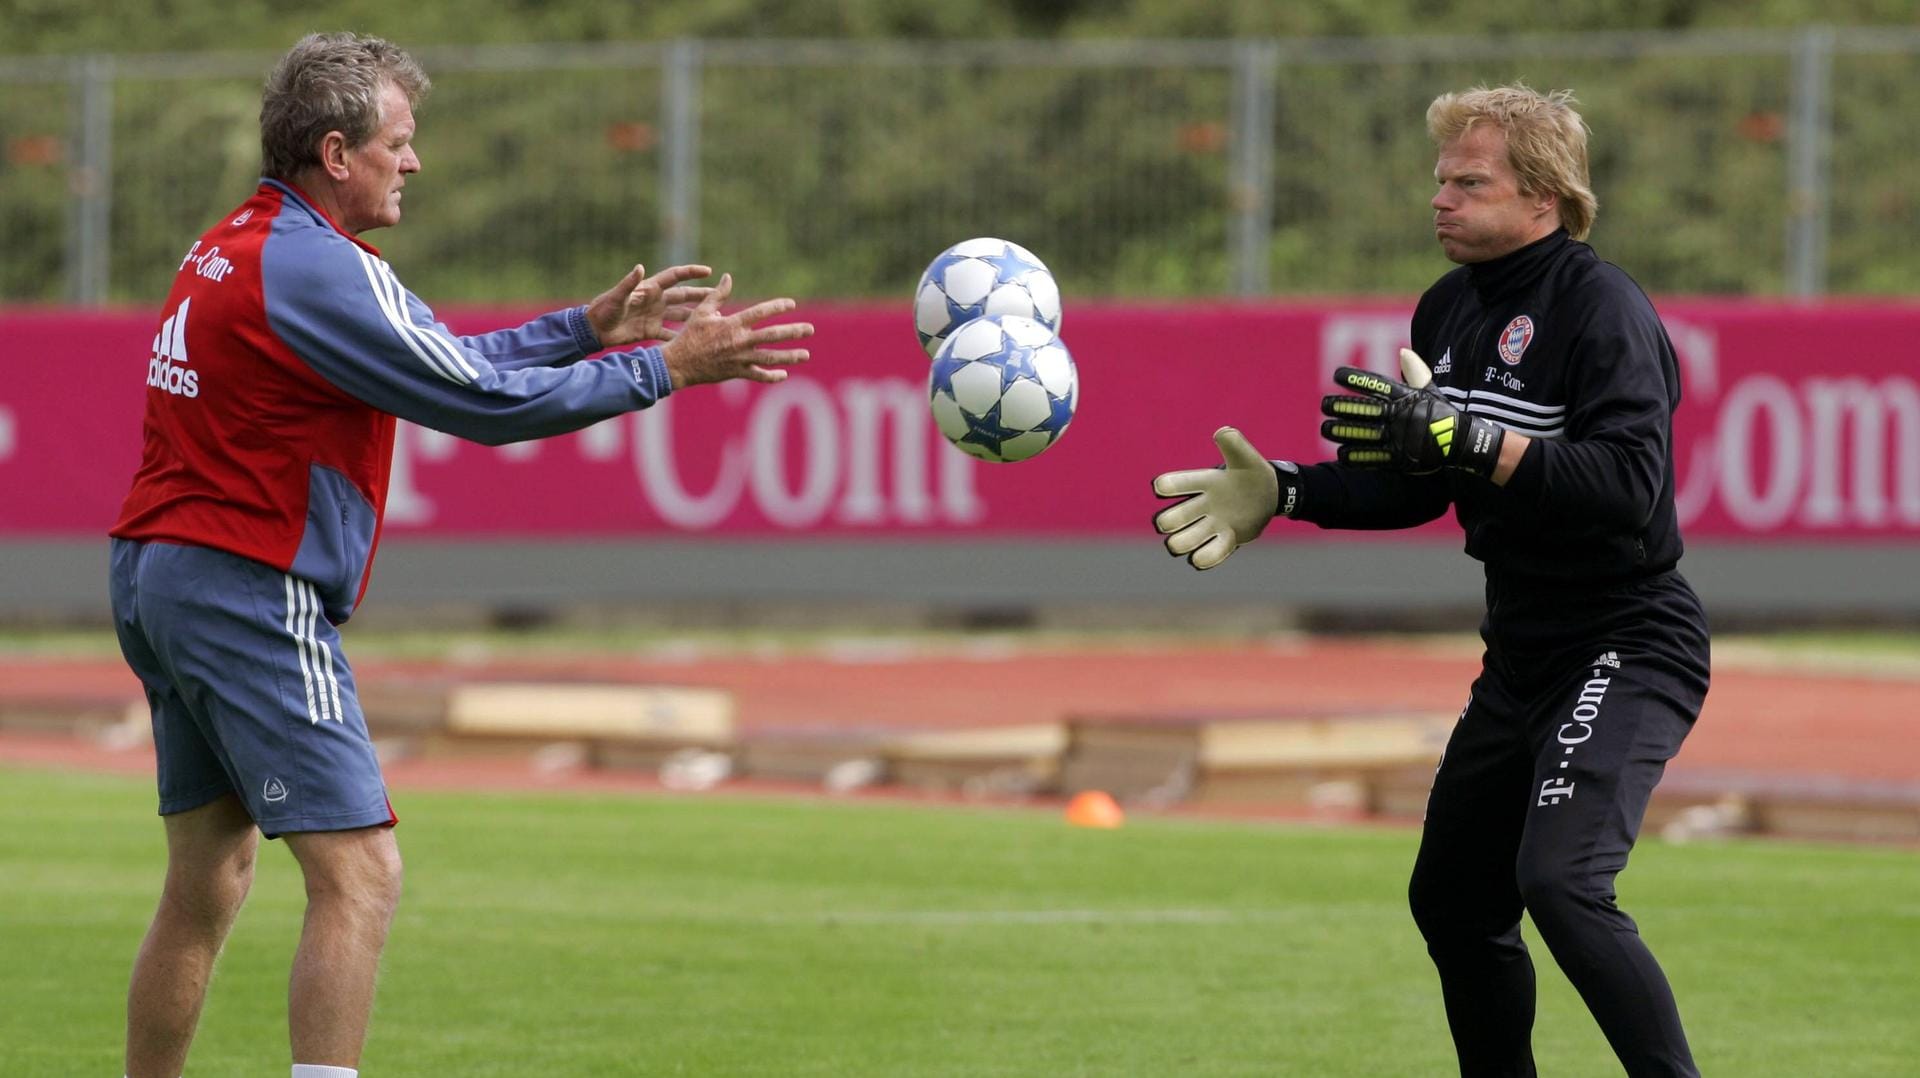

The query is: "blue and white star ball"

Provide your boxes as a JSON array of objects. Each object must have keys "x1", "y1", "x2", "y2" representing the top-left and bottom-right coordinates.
[
  {"x1": 914, "y1": 237, "x2": 1062, "y2": 358},
  {"x1": 929, "y1": 314, "x2": 1077, "y2": 463}
]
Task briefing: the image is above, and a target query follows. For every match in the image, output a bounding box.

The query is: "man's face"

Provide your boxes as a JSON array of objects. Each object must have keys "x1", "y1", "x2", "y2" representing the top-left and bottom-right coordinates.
[
  {"x1": 1430, "y1": 124, "x2": 1555, "y2": 264},
  {"x1": 338, "y1": 81, "x2": 419, "y2": 235}
]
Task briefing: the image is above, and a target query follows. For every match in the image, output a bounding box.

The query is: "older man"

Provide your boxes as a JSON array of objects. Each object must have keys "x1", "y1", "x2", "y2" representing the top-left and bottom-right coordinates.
[{"x1": 110, "y1": 32, "x2": 811, "y2": 1078}]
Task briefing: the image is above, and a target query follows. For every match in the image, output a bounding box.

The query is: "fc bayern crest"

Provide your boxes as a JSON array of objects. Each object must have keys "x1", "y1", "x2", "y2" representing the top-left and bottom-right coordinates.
[{"x1": 1497, "y1": 315, "x2": 1535, "y2": 365}]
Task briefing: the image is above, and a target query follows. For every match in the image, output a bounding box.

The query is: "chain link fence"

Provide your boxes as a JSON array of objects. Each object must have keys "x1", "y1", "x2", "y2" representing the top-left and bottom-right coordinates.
[{"x1": 3, "y1": 29, "x2": 1916, "y2": 306}]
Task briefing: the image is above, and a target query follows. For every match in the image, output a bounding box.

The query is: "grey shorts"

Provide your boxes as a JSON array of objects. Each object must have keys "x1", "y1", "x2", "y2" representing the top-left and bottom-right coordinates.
[{"x1": 109, "y1": 538, "x2": 396, "y2": 837}]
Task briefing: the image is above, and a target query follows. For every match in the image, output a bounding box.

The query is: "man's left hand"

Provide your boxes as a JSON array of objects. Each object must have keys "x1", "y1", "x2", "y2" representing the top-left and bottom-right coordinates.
[
  {"x1": 586, "y1": 263, "x2": 716, "y2": 349},
  {"x1": 1320, "y1": 348, "x2": 1505, "y2": 477}
]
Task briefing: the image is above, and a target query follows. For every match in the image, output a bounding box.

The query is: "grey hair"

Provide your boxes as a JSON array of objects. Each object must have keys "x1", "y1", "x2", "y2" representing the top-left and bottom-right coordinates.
[{"x1": 260, "y1": 32, "x2": 429, "y2": 180}]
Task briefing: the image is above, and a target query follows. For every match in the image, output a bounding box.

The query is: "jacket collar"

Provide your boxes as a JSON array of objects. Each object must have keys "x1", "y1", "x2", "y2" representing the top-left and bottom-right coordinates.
[
  {"x1": 1465, "y1": 228, "x2": 1569, "y2": 305},
  {"x1": 259, "y1": 178, "x2": 382, "y2": 256}
]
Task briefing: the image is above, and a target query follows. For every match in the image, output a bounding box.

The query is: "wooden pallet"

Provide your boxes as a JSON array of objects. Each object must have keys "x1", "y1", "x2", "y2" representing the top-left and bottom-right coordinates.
[
  {"x1": 1058, "y1": 710, "x2": 1456, "y2": 809},
  {"x1": 376, "y1": 681, "x2": 736, "y2": 768}
]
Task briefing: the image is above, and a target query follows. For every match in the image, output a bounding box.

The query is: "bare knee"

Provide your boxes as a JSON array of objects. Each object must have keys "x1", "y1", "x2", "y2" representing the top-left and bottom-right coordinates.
[
  {"x1": 313, "y1": 844, "x2": 402, "y2": 920},
  {"x1": 293, "y1": 828, "x2": 403, "y2": 924},
  {"x1": 159, "y1": 805, "x2": 259, "y2": 935},
  {"x1": 356, "y1": 840, "x2": 404, "y2": 919},
  {"x1": 161, "y1": 851, "x2": 255, "y2": 934}
]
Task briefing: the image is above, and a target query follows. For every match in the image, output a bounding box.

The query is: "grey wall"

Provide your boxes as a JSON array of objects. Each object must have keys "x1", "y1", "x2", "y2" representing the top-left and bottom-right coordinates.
[{"x1": 6, "y1": 539, "x2": 1914, "y2": 630}]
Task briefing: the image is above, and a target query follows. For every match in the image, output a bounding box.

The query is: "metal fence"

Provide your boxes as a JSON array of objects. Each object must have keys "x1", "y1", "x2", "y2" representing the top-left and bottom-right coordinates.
[{"x1": 3, "y1": 28, "x2": 1916, "y2": 306}]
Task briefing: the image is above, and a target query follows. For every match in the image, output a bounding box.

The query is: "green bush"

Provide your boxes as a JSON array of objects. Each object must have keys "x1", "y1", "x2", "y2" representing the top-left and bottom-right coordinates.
[{"x1": 3, "y1": 3, "x2": 1917, "y2": 301}]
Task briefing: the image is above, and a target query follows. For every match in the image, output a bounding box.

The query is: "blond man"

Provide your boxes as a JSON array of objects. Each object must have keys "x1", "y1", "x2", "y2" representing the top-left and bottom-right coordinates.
[{"x1": 1155, "y1": 85, "x2": 1708, "y2": 1076}]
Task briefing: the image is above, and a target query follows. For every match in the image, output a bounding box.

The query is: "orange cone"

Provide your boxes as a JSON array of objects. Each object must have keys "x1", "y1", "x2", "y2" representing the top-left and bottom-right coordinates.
[{"x1": 1065, "y1": 789, "x2": 1125, "y2": 829}]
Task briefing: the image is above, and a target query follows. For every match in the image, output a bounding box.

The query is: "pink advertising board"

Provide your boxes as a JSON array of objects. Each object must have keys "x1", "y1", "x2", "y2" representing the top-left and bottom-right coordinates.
[{"x1": 4, "y1": 301, "x2": 1917, "y2": 540}]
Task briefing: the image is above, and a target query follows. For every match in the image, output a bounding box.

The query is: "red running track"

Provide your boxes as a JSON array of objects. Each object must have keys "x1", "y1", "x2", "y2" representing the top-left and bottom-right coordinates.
[{"x1": 2, "y1": 638, "x2": 1916, "y2": 785}]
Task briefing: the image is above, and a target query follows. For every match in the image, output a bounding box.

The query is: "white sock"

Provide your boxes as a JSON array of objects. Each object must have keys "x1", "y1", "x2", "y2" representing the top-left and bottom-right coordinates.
[{"x1": 292, "y1": 1066, "x2": 357, "y2": 1078}]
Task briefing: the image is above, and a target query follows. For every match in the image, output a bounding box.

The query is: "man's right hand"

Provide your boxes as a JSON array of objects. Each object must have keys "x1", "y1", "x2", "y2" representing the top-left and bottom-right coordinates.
[
  {"x1": 1151, "y1": 426, "x2": 1293, "y2": 571},
  {"x1": 586, "y1": 262, "x2": 715, "y2": 348},
  {"x1": 659, "y1": 273, "x2": 814, "y2": 388}
]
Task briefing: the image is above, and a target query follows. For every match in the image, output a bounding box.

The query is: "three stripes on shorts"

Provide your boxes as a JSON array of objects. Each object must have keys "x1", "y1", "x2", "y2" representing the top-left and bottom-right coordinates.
[{"x1": 284, "y1": 575, "x2": 344, "y2": 724}]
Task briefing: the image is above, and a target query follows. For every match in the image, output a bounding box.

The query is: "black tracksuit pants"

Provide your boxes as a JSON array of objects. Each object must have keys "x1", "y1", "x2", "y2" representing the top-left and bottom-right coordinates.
[{"x1": 1408, "y1": 570, "x2": 1711, "y2": 1077}]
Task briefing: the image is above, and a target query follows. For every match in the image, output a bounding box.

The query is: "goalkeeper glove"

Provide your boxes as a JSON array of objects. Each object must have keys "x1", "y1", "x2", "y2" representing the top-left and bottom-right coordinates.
[
  {"x1": 1152, "y1": 426, "x2": 1303, "y2": 570},
  {"x1": 1321, "y1": 348, "x2": 1504, "y2": 477}
]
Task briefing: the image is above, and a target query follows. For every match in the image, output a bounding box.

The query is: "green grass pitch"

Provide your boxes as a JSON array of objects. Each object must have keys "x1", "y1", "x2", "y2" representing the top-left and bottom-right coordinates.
[{"x1": 3, "y1": 766, "x2": 1916, "y2": 1076}]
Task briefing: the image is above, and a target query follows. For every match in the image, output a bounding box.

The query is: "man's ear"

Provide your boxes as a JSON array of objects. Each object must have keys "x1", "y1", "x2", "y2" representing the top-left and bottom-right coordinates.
[
  {"x1": 319, "y1": 130, "x2": 351, "y2": 180},
  {"x1": 1532, "y1": 188, "x2": 1559, "y2": 225}
]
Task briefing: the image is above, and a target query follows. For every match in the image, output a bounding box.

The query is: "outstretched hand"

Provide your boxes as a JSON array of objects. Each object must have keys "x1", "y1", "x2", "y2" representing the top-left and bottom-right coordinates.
[
  {"x1": 659, "y1": 274, "x2": 814, "y2": 388},
  {"x1": 586, "y1": 263, "x2": 716, "y2": 348},
  {"x1": 1151, "y1": 426, "x2": 1285, "y2": 571}
]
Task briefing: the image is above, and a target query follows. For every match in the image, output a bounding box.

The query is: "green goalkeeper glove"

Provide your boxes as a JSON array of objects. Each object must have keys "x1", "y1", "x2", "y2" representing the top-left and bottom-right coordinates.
[
  {"x1": 1320, "y1": 348, "x2": 1504, "y2": 477},
  {"x1": 1152, "y1": 426, "x2": 1302, "y2": 571}
]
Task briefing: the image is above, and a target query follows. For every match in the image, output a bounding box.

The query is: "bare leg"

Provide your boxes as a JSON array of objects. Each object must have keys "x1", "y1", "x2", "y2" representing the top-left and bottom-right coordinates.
[
  {"x1": 283, "y1": 826, "x2": 403, "y2": 1068},
  {"x1": 125, "y1": 794, "x2": 259, "y2": 1078}
]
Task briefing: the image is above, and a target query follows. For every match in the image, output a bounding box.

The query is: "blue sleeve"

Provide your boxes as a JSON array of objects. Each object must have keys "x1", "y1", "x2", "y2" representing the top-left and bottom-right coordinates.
[
  {"x1": 262, "y1": 234, "x2": 672, "y2": 446},
  {"x1": 455, "y1": 305, "x2": 604, "y2": 372}
]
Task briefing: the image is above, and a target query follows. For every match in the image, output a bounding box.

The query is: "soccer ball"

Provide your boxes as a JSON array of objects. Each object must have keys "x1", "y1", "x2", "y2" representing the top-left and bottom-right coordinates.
[
  {"x1": 914, "y1": 237, "x2": 1062, "y2": 358},
  {"x1": 928, "y1": 314, "x2": 1077, "y2": 463}
]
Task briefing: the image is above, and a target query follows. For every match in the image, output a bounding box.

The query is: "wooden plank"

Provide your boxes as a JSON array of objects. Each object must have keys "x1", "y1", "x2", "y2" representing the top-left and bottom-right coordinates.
[
  {"x1": 445, "y1": 683, "x2": 734, "y2": 742},
  {"x1": 1198, "y1": 713, "x2": 1453, "y2": 768},
  {"x1": 885, "y1": 723, "x2": 1066, "y2": 761}
]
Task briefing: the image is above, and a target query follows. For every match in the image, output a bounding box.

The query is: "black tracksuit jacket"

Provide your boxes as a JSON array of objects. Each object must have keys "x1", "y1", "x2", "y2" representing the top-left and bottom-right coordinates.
[{"x1": 1293, "y1": 228, "x2": 1688, "y2": 598}]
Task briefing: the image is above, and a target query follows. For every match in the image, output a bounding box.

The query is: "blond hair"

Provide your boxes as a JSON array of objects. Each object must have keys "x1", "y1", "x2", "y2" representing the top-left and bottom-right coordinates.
[
  {"x1": 1427, "y1": 84, "x2": 1597, "y2": 241},
  {"x1": 260, "y1": 32, "x2": 429, "y2": 180}
]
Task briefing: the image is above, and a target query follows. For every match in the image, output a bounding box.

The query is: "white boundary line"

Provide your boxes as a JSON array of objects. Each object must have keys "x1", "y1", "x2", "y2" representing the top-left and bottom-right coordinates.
[{"x1": 758, "y1": 908, "x2": 1315, "y2": 926}]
